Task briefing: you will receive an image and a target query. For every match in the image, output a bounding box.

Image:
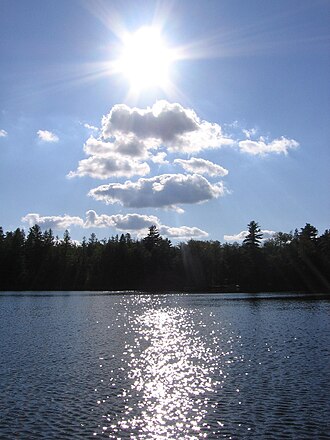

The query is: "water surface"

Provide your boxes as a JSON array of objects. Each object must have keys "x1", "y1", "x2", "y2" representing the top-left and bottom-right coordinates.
[{"x1": 1, "y1": 292, "x2": 329, "y2": 438}]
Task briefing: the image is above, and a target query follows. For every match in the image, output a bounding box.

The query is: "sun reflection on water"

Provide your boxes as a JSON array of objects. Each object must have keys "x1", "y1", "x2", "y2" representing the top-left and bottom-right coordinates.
[{"x1": 104, "y1": 295, "x2": 225, "y2": 439}]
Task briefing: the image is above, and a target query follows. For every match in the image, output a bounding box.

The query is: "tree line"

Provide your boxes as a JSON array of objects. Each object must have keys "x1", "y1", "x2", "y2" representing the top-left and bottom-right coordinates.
[{"x1": 0, "y1": 221, "x2": 329, "y2": 292}]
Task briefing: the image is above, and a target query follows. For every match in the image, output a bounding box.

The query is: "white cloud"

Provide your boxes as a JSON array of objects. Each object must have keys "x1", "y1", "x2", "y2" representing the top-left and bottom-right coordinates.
[
  {"x1": 224, "y1": 229, "x2": 275, "y2": 242},
  {"x1": 242, "y1": 128, "x2": 258, "y2": 139},
  {"x1": 22, "y1": 213, "x2": 84, "y2": 229},
  {"x1": 261, "y1": 230, "x2": 276, "y2": 240},
  {"x1": 22, "y1": 210, "x2": 208, "y2": 240},
  {"x1": 84, "y1": 210, "x2": 159, "y2": 231},
  {"x1": 101, "y1": 100, "x2": 233, "y2": 154},
  {"x1": 37, "y1": 130, "x2": 59, "y2": 143},
  {"x1": 224, "y1": 230, "x2": 249, "y2": 242},
  {"x1": 67, "y1": 155, "x2": 150, "y2": 179},
  {"x1": 238, "y1": 136, "x2": 298, "y2": 155},
  {"x1": 83, "y1": 123, "x2": 99, "y2": 131},
  {"x1": 88, "y1": 173, "x2": 227, "y2": 211},
  {"x1": 174, "y1": 157, "x2": 228, "y2": 177},
  {"x1": 0, "y1": 129, "x2": 8, "y2": 137},
  {"x1": 159, "y1": 225, "x2": 208, "y2": 239}
]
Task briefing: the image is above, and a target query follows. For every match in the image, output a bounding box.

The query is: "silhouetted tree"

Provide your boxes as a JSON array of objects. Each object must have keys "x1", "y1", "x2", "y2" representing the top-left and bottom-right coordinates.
[
  {"x1": 243, "y1": 221, "x2": 263, "y2": 248},
  {"x1": 241, "y1": 221, "x2": 264, "y2": 290},
  {"x1": 319, "y1": 229, "x2": 330, "y2": 254},
  {"x1": 272, "y1": 231, "x2": 293, "y2": 247},
  {"x1": 299, "y1": 223, "x2": 318, "y2": 241},
  {"x1": 143, "y1": 225, "x2": 162, "y2": 251}
]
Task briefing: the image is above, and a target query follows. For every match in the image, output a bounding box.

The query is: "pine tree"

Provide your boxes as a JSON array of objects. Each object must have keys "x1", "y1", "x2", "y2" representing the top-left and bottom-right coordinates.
[
  {"x1": 243, "y1": 221, "x2": 263, "y2": 248},
  {"x1": 299, "y1": 223, "x2": 318, "y2": 241},
  {"x1": 143, "y1": 225, "x2": 162, "y2": 251}
]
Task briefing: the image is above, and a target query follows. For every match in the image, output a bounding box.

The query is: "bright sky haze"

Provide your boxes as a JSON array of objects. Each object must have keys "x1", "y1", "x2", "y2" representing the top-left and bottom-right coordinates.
[{"x1": 1, "y1": 0, "x2": 329, "y2": 242}]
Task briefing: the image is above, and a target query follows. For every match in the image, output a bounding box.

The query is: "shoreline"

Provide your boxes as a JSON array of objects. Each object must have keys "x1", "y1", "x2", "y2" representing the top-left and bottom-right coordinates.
[{"x1": 1, "y1": 289, "x2": 329, "y2": 298}]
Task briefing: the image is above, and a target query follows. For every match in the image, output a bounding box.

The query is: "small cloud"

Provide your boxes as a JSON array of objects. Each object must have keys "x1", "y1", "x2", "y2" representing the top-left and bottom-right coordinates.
[
  {"x1": 224, "y1": 230, "x2": 249, "y2": 242},
  {"x1": 238, "y1": 136, "x2": 298, "y2": 155},
  {"x1": 83, "y1": 123, "x2": 99, "y2": 132},
  {"x1": 0, "y1": 129, "x2": 8, "y2": 137},
  {"x1": 37, "y1": 130, "x2": 59, "y2": 143},
  {"x1": 159, "y1": 225, "x2": 208, "y2": 239},
  {"x1": 226, "y1": 120, "x2": 239, "y2": 128},
  {"x1": 88, "y1": 173, "x2": 228, "y2": 211},
  {"x1": 242, "y1": 128, "x2": 258, "y2": 139},
  {"x1": 174, "y1": 158, "x2": 228, "y2": 177},
  {"x1": 224, "y1": 229, "x2": 275, "y2": 242}
]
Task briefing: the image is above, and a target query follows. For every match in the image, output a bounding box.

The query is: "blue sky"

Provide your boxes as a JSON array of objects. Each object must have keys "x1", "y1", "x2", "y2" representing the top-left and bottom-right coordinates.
[{"x1": 1, "y1": 0, "x2": 329, "y2": 242}]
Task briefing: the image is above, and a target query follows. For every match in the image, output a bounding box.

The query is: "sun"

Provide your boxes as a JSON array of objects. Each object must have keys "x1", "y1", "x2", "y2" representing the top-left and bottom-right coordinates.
[{"x1": 116, "y1": 26, "x2": 174, "y2": 91}]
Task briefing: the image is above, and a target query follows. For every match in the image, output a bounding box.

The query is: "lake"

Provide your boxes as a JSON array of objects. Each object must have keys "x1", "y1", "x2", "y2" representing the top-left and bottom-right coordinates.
[{"x1": 0, "y1": 292, "x2": 329, "y2": 439}]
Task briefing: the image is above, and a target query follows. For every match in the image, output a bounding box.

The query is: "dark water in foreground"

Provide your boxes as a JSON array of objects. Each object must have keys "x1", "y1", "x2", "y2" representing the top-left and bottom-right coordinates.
[{"x1": 0, "y1": 292, "x2": 329, "y2": 439}]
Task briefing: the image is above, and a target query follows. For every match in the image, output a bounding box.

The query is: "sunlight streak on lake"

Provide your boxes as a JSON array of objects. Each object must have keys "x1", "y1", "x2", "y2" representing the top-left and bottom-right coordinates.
[{"x1": 103, "y1": 295, "x2": 226, "y2": 438}]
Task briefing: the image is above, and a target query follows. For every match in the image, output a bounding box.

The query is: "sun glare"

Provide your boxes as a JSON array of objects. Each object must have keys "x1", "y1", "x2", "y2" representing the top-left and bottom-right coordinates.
[{"x1": 116, "y1": 26, "x2": 174, "y2": 91}]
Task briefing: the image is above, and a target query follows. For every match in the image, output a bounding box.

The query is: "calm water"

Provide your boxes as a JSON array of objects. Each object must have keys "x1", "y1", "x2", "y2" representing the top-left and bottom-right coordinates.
[{"x1": 0, "y1": 292, "x2": 329, "y2": 439}]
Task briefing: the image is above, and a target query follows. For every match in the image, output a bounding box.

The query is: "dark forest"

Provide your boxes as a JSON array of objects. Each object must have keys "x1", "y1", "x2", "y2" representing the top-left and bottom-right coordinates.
[{"x1": 1, "y1": 221, "x2": 329, "y2": 293}]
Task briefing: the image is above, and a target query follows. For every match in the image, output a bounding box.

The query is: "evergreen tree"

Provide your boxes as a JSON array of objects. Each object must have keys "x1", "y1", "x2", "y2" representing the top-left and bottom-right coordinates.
[
  {"x1": 243, "y1": 221, "x2": 263, "y2": 248},
  {"x1": 143, "y1": 225, "x2": 162, "y2": 251},
  {"x1": 299, "y1": 223, "x2": 318, "y2": 241},
  {"x1": 63, "y1": 230, "x2": 72, "y2": 247}
]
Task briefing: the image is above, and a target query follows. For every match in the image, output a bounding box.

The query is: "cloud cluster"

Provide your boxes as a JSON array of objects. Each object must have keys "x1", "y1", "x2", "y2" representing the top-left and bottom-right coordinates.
[
  {"x1": 21, "y1": 210, "x2": 208, "y2": 240},
  {"x1": 37, "y1": 130, "x2": 59, "y2": 143},
  {"x1": 224, "y1": 229, "x2": 275, "y2": 242},
  {"x1": 88, "y1": 173, "x2": 227, "y2": 212},
  {"x1": 174, "y1": 157, "x2": 228, "y2": 177},
  {"x1": 239, "y1": 136, "x2": 298, "y2": 155},
  {"x1": 24, "y1": 100, "x2": 299, "y2": 243},
  {"x1": 0, "y1": 129, "x2": 8, "y2": 138},
  {"x1": 69, "y1": 100, "x2": 233, "y2": 179}
]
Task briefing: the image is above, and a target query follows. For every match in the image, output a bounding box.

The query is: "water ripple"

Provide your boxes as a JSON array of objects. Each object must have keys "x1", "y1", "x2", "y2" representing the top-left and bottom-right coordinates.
[
  {"x1": 0, "y1": 292, "x2": 329, "y2": 438},
  {"x1": 96, "y1": 295, "x2": 232, "y2": 438}
]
